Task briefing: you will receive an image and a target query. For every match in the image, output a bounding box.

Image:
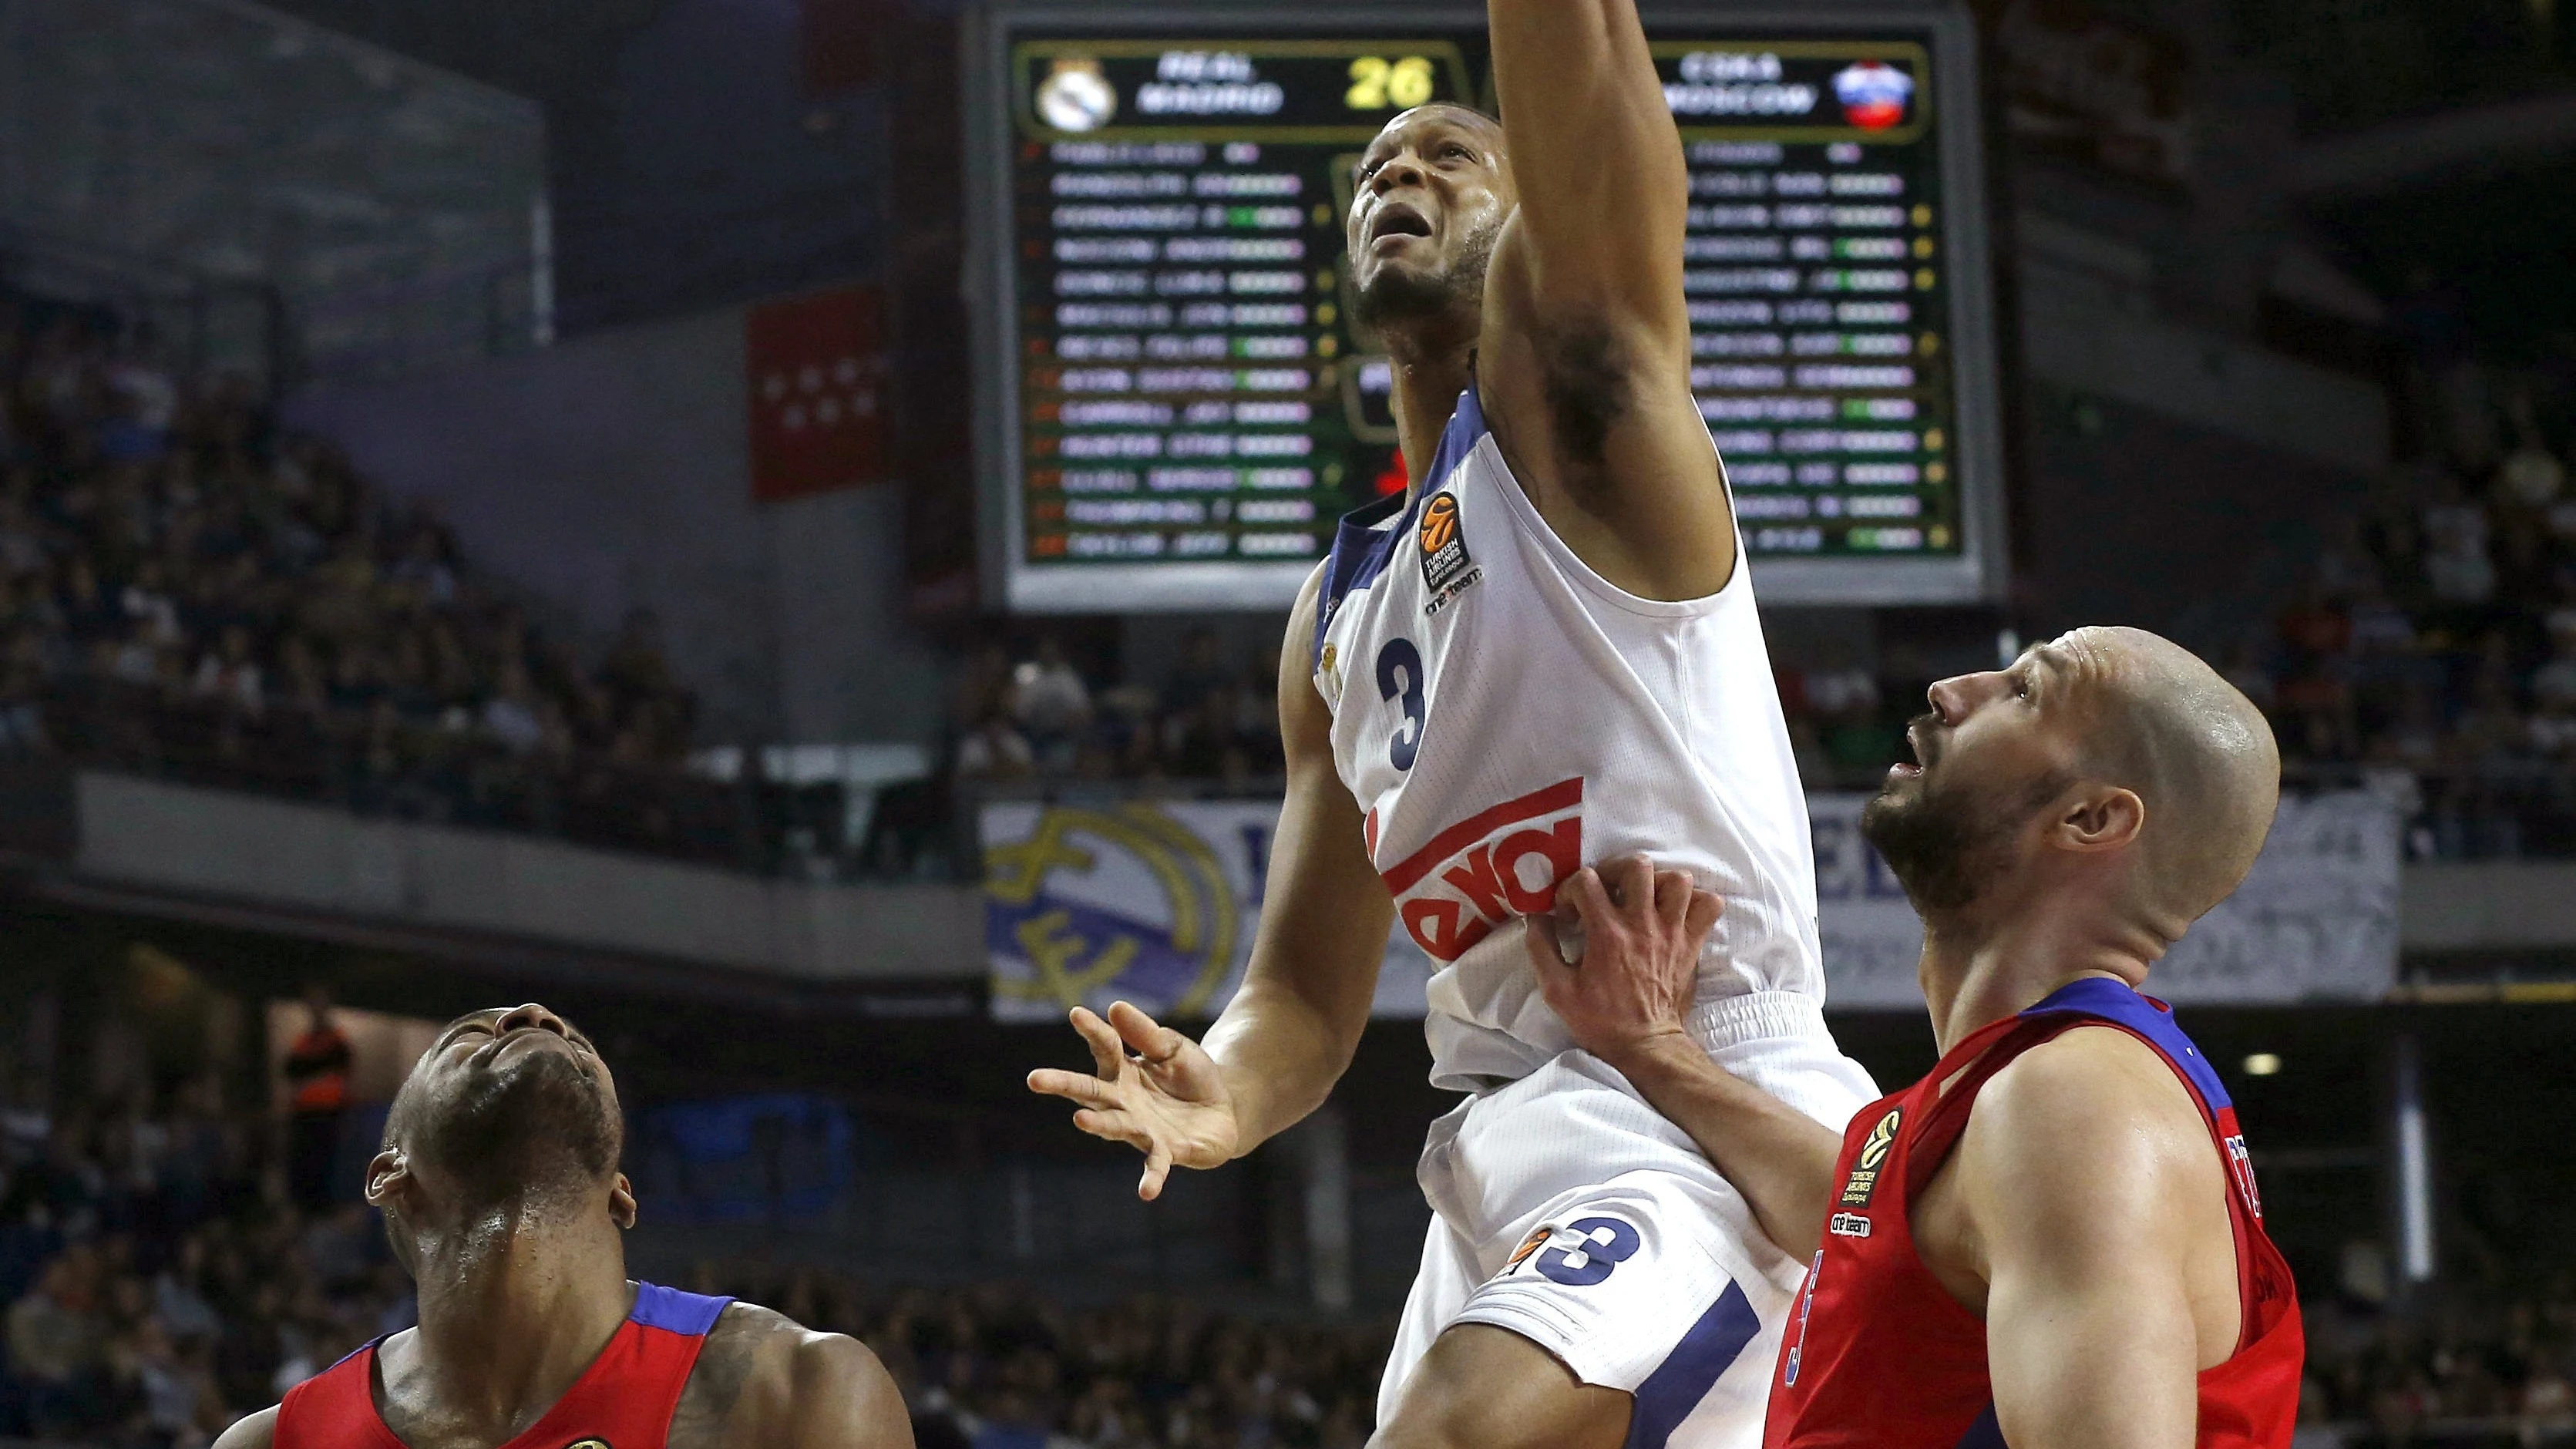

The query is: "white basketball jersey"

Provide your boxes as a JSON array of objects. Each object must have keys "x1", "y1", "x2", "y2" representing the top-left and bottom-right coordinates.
[{"x1": 1313, "y1": 385, "x2": 1824, "y2": 1091}]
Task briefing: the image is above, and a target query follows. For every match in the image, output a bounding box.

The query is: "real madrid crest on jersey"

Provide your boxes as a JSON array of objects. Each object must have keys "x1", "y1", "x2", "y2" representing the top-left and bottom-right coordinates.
[
  {"x1": 1417, "y1": 492, "x2": 1482, "y2": 616},
  {"x1": 1836, "y1": 1107, "x2": 1902, "y2": 1207}
]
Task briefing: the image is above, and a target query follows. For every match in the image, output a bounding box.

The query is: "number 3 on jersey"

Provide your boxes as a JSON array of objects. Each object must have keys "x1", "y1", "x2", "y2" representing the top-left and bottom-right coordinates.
[
  {"x1": 1376, "y1": 637, "x2": 1426, "y2": 771},
  {"x1": 1535, "y1": 1216, "x2": 1641, "y2": 1287}
]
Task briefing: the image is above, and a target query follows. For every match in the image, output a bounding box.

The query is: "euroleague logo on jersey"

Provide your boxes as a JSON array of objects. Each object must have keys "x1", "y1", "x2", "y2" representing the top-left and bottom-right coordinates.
[
  {"x1": 1417, "y1": 491, "x2": 1482, "y2": 615},
  {"x1": 1377, "y1": 778, "x2": 1584, "y2": 961},
  {"x1": 1835, "y1": 1108, "x2": 1903, "y2": 1207}
]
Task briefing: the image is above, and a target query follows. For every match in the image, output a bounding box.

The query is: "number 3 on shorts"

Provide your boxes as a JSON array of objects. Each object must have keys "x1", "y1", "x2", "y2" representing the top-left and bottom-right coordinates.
[{"x1": 1535, "y1": 1215, "x2": 1641, "y2": 1287}]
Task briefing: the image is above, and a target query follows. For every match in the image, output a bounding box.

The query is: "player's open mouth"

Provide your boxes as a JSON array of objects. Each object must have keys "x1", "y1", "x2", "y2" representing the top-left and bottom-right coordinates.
[
  {"x1": 1370, "y1": 203, "x2": 1434, "y2": 245},
  {"x1": 1891, "y1": 722, "x2": 1928, "y2": 778}
]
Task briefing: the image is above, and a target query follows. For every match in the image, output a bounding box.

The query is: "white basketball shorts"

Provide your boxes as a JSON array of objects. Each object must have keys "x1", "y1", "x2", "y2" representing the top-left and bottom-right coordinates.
[{"x1": 1377, "y1": 991, "x2": 1875, "y2": 1449}]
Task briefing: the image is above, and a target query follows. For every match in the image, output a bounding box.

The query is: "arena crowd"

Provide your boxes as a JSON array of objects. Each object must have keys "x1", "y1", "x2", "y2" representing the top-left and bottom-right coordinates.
[{"x1": 0, "y1": 294, "x2": 723, "y2": 862}]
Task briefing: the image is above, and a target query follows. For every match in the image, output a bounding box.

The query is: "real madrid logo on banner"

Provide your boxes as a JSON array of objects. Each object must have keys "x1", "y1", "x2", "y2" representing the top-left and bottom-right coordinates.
[{"x1": 984, "y1": 801, "x2": 1243, "y2": 1020}]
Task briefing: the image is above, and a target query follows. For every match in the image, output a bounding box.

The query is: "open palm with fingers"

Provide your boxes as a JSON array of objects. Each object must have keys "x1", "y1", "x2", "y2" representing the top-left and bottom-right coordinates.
[{"x1": 1027, "y1": 1001, "x2": 1241, "y2": 1200}]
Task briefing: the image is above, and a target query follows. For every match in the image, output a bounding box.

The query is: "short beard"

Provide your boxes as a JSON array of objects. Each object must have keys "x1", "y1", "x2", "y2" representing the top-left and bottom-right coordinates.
[
  {"x1": 1861, "y1": 769, "x2": 2069, "y2": 917},
  {"x1": 413, "y1": 1048, "x2": 618, "y2": 1217},
  {"x1": 1351, "y1": 213, "x2": 1501, "y2": 345}
]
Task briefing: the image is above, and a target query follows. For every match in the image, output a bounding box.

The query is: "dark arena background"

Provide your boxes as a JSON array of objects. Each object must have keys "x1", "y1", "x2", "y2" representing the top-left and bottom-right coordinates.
[{"x1": 0, "y1": 0, "x2": 2566, "y2": 1444}]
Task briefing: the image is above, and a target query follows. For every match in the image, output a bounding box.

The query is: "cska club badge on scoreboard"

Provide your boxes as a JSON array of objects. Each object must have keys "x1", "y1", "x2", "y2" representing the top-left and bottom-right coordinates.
[{"x1": 1831, "y1": 60, "x2": 1914, "y2": 130}]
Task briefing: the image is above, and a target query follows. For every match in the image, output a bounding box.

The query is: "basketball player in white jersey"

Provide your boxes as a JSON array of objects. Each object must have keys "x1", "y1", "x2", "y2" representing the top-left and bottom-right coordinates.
[{"x1": 1028, "y1": 2, "x2": 1877, "y2": 1444}]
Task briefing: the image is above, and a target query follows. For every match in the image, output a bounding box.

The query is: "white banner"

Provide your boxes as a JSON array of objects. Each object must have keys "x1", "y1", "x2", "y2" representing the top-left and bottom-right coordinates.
[
  {"x1": 986, "y1": 790, "x2": 2400, "y2": 1021},
  {"x1": 1811, "y1": 789, "x2": 2403, "y2": 1008}
]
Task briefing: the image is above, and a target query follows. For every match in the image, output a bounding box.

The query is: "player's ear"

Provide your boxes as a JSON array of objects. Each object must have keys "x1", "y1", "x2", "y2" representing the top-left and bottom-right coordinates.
[
  {"x1": 363, "y1": 1149, "x2": 410, "y2": 1209},
  {"x1": 2056, "y1": 784, "x2": 2144, "y2": 853},
  {"x1": 610, "y1": 1174, "x2": 638, "y2": 1230}
]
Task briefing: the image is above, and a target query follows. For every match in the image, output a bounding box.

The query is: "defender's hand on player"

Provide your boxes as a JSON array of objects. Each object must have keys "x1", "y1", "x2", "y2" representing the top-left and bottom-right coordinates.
[
  {"x1": 1528, "y1": 855, "x2": 1721, "y2": 1068},
  {"x1": 1028, "y1": 1000, "x2": 1240, "y2": 1202}
]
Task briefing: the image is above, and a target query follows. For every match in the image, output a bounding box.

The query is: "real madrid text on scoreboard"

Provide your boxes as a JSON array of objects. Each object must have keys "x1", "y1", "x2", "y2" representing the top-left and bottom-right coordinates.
[{"x1": 970, "y1": 7, "x2": 2006, "y2": 611}]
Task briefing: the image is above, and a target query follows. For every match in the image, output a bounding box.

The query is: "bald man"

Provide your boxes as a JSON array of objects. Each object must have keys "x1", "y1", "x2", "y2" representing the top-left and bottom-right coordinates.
[{"x1": 1532, "y1": 628, "x2": 2307, "y2": 1449}]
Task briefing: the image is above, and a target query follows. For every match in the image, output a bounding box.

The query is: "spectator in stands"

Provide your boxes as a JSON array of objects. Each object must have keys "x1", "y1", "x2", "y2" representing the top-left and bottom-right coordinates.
[
  {"x1": 479, "y1": 658, "x2": 546, "y2": 755},
  {"x1": 956, "y1": 707, "x2": 1037, "y2": 784},
  {"x1": 1012, "y1": 637, "x2": 1094, "y2": 772},
  {"x1": 2423, "y1": 476, "x2": 2498, "y2": 614},
  {"x1": 10, "y1": 1249, "x2": 106, "y2": 1434},
  {"x1": 192, "y1": 625, "x2": 264, "y2": 720},
  {"x1": 277, "y1": 987, "x2": 351, "y2": 1214}
]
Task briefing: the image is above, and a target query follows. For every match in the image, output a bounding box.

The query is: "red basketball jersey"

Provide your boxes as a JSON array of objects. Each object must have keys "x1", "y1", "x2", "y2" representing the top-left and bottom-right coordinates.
[
  {"x1": 274, "y1": 1283, "x2": 733, "y2": 1449},
  {"x1": 1765, "y1": 978, "x2": 2303, "y2": 1449}
]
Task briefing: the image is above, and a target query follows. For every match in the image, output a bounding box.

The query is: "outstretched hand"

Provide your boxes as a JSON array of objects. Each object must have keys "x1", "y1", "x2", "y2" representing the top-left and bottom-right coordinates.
[
  {"x1": 1027, "y1": 1001, "x2": 1241, "y2": 1200},
  {"x1": 1528, "y1": 854, "x2": 1722, "y2": 1067}
]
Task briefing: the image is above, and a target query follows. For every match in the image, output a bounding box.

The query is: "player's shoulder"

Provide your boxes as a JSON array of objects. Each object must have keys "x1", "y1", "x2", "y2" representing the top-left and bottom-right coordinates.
[
  {"x1": 689, "y1": 1300, "x2": 911, "y2": 1449},
  {"x1": 212, "y1": 1405, "x2": 278, "y2": 1449},
  {"x1": 1289, "y1": 556, "x2": 1329, "y2": 636},
  {"x1": 1963, "y1": 1023, "x2": 2213, "y2": 1209},
  {"x1": 1980, "y1": 1022, "x2": 2201, "y2": 1133}
]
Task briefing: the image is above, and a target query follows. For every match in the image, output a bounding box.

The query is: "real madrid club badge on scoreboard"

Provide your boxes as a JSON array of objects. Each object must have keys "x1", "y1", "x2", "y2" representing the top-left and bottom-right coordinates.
[
  {"x1": 970, "y1": 7, "x2": 2006, "y2": 611},
  {"x1": 1036, "y1": 57, "x2": 1119, "y2": 131}
]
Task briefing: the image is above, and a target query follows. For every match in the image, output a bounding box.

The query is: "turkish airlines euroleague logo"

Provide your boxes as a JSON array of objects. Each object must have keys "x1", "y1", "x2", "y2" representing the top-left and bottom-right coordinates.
[
  {"x1": 1420, "y1": 493, "x2": 1460, "y2": 553},
  {"x1": 1378, "y1": 778, "x2": 1584, "y2": 961},
  {"x1": 1417, "y1": 491, "x2": 1482, "y2": 615}
]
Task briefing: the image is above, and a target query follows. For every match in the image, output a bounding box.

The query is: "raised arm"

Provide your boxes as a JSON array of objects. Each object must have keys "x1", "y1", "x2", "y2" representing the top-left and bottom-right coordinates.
[
  {"x1": 1488, "y1": 0, "x2": 1688, "y2": 324},
  {"x1": 1528, "y1": 858, "x2": 1842, "y2": 1257},
  {"x1": 1029, "y1": 571, "x2": 1392, "y2": 1195},
  {"x1": 1962, "y1": 1031, "x2": 2235, "y2": 1449},
  {"x1": 1478, "y1": 0, "x2": 1736, "y2": 599}
]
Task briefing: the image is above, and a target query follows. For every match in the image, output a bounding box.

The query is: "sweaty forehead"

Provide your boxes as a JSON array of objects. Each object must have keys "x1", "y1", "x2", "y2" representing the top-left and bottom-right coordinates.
[{"x1": 1366, "y1": 104, "x2": 1502, "y2": 158}]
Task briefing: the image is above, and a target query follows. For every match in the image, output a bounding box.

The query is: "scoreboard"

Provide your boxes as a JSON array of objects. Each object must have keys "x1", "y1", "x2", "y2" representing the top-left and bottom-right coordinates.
[{"x1": 970, "y1": 6, "x2": 2005, "y2": 611}]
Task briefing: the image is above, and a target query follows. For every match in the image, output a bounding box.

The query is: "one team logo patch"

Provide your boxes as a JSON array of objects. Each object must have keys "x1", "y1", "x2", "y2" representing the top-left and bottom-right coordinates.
[
  {"x1": 1417, "y1": 492, "x2": 1482, "y2": 615},
  {"x1": 1836, "y1": 1108, "x2": 1903, "y2": 1207},
  {"x1": 563, "y1": 1440, "x2": 613, "y2": 1449}
]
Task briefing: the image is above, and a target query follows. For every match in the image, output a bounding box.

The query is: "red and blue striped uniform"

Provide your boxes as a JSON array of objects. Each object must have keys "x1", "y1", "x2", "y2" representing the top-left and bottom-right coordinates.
[
  {"x1": 1764, "y1": 978, "x2": 2303, "y2": 1449},
  {"x1": 274, "y1": 1283, "x2": 733, "y2": 1449}
]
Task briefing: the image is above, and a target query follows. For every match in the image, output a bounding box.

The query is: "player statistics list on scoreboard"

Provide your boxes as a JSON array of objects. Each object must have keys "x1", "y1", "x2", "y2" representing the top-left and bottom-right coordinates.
[{"x1": 1006, "y1": 33, "x2": 1962, "y2": 573}]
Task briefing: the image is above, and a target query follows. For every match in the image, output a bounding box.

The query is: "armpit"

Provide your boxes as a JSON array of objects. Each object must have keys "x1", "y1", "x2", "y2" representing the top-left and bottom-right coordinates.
[{"x1": 1533, "y1": 319, "x2": 1633, "y2": 482}]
